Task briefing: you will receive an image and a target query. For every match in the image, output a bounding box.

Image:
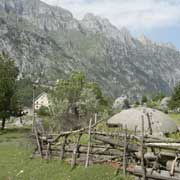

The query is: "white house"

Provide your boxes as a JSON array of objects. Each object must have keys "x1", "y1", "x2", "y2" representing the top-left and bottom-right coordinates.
[{"x1": 34, "y1": 92, "x2": 49, "y2": 110}]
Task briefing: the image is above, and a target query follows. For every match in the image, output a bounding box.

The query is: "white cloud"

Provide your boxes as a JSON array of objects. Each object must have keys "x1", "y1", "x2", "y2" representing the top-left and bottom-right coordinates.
[{"x1": 41, "y1": 0, "x2": 180, "y2": 30}]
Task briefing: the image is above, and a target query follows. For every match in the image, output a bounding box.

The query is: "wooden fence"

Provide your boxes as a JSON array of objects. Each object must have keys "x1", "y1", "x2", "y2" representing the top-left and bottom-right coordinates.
[{"x1": 32, "y1": 118, "x2": 180, "y2": 180}]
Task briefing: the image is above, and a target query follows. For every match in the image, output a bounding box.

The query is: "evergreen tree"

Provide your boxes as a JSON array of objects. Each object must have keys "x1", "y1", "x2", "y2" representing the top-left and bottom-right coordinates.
[{"x1": 0, "y1": 53, "x2": 19, "y2": 130}]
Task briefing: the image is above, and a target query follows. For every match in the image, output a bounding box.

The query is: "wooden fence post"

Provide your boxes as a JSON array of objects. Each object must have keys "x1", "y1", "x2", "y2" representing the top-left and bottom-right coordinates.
[
  {"x1": 85, "y1": 118, "x2": 92, "y2": 168},
  {"x1": 134, "y1": 125, "x2": 137, "y2": 136},
  {"x1": 123, "y1": 124, "x2": 127, "y2": 176},
  {"x1": 146, "y1": 113, "x2": 152, "y2": 135},
  {"x1": 141, "y1": 115, "x2": 146, "y2": 180},
  {"x1": 71, "y1": 133, "x2": 82, "y2": 168},
  {"x1": 94, "y1": 113, "x2": 97, "y2": 124},
  {"x1": 34, "y1": 126, "x2": 43, "y2": 158},
  {"x1": 60, "y1": 135, "x2": 68, "y2": 160},
  {"x1": 46, "y1": 142, "x2": 51, "y2": 160}
]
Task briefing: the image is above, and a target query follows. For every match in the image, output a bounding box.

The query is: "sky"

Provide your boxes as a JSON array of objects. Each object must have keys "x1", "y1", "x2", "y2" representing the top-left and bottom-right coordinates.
[{"x1": 42, "y1": 0, "x2": 180, "y2": 49}]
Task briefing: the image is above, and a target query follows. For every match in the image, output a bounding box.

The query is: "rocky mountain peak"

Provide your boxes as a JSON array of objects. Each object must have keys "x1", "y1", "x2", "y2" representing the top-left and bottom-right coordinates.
[
  {"x1": 0, "y1": 0, "x2": 79, "y2": 31},
  {"x1": 159, "y1": 42, "x2": 176, "y2": 50},
  {"x1": 138, "y1": 35, "x2": 153, "y2": 45},
  {"x1": 81, "y1": 13, "x2": 115, "y2": 33},
  {"x1": 81, "y1": 13, "x2": 134, "y2": 44},
  {"x1": 0, "y1": 0, "x2": 180, "y2": 98}
]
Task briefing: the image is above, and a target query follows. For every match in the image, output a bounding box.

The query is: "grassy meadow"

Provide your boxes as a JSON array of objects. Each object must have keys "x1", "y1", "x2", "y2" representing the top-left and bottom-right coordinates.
[
  {"x1": 0, "y1": 127, "x2": 131, "y2": 180},
  {"x1": 1, "y1": 112, "x2": 180, "y2": 180}
]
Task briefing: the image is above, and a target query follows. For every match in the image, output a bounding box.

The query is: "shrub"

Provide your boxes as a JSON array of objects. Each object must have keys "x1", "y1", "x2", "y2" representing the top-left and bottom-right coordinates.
[{"x1": 37, "y1": 106, "x2": 50, "y2": 116}]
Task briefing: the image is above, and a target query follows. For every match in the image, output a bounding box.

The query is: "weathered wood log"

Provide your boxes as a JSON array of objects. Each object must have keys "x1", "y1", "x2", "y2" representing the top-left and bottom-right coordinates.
[
  {"x1": 135, "y1": 152, "x2": 180, "y2": 161},
  {"x1": 127, "y1": 167, "x2": 180, "y2": 180},
  {"x1": 42, "y1": 148, "x2": 124, "y2": 157},
  {"x1": 144, "y1": 135, "x2": 180, "y2": 143},
  {"x1": 66, "y1": 146, "x2": 124, "y2": 156},
  {"x1": 93, "y1": 135, "x2": 139, "y2": 152},
  {"x1": 145, "y1": 143, "x2": 180, "y2": 151},
  {"x1": 144, "y1": 139, "x2": 180, "y2": 143},
  {"x1": 52, "y1": 118, "x2": 106, "y2": 142},
  {"x1": 146, "y1": 143, "x2": 180, "y2": 148},
  {"x1": 39, "y1": 151, "x2": 119, "y2": 163},
  {"x1": 90, "y1": 131, "x2": 141, "y2": 141}
]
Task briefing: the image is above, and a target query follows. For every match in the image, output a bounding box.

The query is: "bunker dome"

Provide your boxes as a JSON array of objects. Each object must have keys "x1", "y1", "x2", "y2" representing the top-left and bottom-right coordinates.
[{"x1": 107, "y1": 107, "x2": 178, "y2": 135}]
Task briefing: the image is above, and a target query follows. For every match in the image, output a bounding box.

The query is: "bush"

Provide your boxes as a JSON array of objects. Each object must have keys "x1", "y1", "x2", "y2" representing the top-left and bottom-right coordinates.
[
  {"x1": 141, "y1": 95, "x2": 148, "y2": 105},
  {"x1": 37, "y1": 106, "x2": 50, "y2": 116},
  {"x1": 152, "y1": 92, "x2": 165, "y2": 102},
  {"x1": 147, "y1": 101, "x2": 157, "y2": 108},
  {"x1": 168, "y1": 83, "x2": 180, "y2": 110}
]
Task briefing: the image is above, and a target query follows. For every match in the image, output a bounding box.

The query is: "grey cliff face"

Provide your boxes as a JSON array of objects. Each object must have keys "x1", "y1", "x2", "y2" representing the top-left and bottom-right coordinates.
[
  {"x1": 0, "y1": 0, "x2": 180, "y2": 98},
  {"x1": 0, "y1": 0, "x2": 80, "y2": 31}
]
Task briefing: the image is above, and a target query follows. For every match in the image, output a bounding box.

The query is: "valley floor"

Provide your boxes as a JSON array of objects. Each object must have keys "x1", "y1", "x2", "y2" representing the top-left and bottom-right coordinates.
[{"x1": 0, "y1": 127, "x2": 131, "y2": 180}]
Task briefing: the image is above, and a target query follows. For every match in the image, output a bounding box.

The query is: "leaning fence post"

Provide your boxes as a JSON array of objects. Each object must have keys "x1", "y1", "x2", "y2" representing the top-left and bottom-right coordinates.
[
  {"x1": 141, "y1": 115, "x2": 146, "y2": 180},
  {"x1": 85, "y1": 118, "x2": 92, "y2": 168},
  {"x1": 34, "y1": 126, "x2": 43, "y2": 158},
  {"x1": 123, "y1": 124, "x2": 127, "y2": 176}
]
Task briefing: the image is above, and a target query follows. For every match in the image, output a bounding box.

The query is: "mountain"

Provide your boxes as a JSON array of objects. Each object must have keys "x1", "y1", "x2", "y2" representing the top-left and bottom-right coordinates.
[{"x1": 0, "y1": 0, "x2": 180, "y2": 98}]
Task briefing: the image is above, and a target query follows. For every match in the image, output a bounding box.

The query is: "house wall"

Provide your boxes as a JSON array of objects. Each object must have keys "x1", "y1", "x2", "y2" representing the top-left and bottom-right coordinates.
[{"x1": 34, "y1": 93, "x2": 49, "y2": 110}]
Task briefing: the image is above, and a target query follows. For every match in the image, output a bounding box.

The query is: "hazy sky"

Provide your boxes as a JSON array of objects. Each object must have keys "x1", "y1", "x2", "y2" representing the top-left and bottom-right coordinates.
[{"x1": 42, "y1": 0, "x2": 180, "y2": 49}]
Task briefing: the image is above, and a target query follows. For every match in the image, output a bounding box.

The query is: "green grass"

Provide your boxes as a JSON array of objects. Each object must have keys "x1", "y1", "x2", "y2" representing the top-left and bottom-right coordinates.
[
  {"x1": 169, "y1": 113, "x2": 180, "y2": 125},
  {"x1": 0, "y1": 128, "x2": 132, "y2": 180},
  {"x1": 166, "y1": 113, "x2": 180, "y2": 139}
]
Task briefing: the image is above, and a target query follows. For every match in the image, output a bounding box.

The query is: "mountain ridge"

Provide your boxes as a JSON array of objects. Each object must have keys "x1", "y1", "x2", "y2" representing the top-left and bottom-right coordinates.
[{"x1": 0, "y1": 0, "x2": 180, "y2": 98}]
